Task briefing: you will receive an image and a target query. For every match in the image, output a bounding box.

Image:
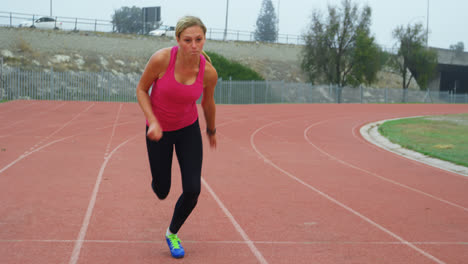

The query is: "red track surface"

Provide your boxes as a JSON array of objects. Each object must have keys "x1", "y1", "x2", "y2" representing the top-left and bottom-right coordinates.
[{"x1": 0, "y1": 100, "x2": 467, "y2": 264}]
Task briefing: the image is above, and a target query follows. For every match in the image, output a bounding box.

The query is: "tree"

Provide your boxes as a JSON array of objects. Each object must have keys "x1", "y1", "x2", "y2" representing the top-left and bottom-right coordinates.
[
  {"x1": 254, "y1": 0, "x2": 278, "y2": 42},
  {"x1": 111, "y1": 6, "x2": 143, "y2": 34},
  {"x1": 450, "y1": 41, "x2": 465, "y2": 54},
  {"x1": 348, "y1": 30, "x2": 381, "y2": 86},
  {"x1": 300, "y1": 0, "x2": 381, "y2": 87},
  {"x1": 392, "y1": 23, "x2": 438, "y2": 93}
]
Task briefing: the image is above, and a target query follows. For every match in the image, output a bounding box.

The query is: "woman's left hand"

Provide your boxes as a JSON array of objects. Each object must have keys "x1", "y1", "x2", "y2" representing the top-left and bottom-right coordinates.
[{"x1": 208, "y1": 134, "x2": 217, "y2": 149}]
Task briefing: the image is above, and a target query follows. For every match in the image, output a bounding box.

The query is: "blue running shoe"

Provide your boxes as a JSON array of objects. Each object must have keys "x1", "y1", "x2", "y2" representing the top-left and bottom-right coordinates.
[{"x1": 166, "y1": 233, "x2": 185, "y2": 258}]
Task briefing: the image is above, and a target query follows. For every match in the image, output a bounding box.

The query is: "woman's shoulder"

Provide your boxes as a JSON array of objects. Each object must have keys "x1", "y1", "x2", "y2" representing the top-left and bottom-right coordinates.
[
  {"x1": 147, "y1": 47, "x2": 173, "y2": 73},
  {"x1": 150, "y1": 47, "x2": 172, "y2": 63},
  {"x1": 203, "y1": 61, "x2": 218, "y2": 84}
]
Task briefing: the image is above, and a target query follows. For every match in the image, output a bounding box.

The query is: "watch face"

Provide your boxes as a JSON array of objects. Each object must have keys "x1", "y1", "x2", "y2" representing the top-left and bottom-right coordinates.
[{"x1": 207, "y1": 128, "x2": 216, "y2": 135}]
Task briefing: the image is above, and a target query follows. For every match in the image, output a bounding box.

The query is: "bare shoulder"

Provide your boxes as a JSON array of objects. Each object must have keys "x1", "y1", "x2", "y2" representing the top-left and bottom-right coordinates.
[
  {"x1": 144, "y1": 47, "x2": 172, "y2": 79},
  {"x1": 149, "y1": 47, "x2": 172, "y2": 67},
  {"x1": 203, "y1": 61, "x2": 218, "y2": 85}
]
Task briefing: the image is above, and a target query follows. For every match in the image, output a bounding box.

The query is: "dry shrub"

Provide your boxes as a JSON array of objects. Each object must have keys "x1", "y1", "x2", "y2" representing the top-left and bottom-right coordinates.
[{"x1": 16, "y1": 37, "x2": 33, "y2": 53}]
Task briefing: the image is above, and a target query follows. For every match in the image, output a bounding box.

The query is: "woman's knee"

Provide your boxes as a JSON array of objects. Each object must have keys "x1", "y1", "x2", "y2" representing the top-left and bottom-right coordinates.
[
  {"x1": 183, "y1": 190, "x2": 200, "y2": 206},
  {"x1": 152, "y1": 181, "x2": 169, "y2": 200}
]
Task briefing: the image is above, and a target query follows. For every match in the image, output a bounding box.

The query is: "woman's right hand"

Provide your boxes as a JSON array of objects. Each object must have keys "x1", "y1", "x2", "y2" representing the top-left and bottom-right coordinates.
[{"x1": 147, "y1": 122, "x2": 163, "y2": 141}]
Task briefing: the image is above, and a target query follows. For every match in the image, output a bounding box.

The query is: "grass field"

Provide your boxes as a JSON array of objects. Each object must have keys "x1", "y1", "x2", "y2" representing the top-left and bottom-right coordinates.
[{"x1": 378, "y1": 113, "x2": 468, "y2": 167}]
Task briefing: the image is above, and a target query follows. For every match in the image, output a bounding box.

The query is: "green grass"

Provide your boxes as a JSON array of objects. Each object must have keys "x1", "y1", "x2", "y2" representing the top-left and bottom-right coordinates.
[
  {"x1": 0, "y1": 99, "x2": 8, "y2": 103},
  {"x1": 378, "y1": 114, "x2": 468, "y2": 167}
]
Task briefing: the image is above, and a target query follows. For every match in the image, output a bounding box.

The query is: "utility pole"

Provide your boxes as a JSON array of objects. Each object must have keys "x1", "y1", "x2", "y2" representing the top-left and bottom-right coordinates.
[
  {"x1": 426, "y1": 0, "x2": 429, "y2": 47},
  {"x1": 223, "y1": 0, "x2": 229, "y2": 41},
  {"x1": 277, "y1": 0, "x2": 280, "y2": 32}
]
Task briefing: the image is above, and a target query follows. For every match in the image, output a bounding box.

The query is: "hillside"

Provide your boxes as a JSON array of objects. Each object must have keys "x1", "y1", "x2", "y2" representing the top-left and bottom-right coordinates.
[{"x1": 0, "y1": 27, "x2": 417, "y2": 88}]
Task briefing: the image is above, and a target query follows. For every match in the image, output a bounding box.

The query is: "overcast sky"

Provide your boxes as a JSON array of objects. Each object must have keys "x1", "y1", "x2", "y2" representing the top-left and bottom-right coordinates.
[{"x1": 2, "y1": 0, "x2": 467, "y2": 50}]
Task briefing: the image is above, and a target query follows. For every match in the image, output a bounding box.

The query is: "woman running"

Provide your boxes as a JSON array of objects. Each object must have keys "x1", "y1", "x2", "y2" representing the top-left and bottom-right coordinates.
[{"x1": 136, "y1": 15, "x2": 217, "y2": 259}]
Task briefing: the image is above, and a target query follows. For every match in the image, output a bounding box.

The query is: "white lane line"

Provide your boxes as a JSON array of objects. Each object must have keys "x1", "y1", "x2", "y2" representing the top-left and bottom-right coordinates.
[
  {"x1": 305, "y1": 122, "x2": 468, "y2": 212},
  {"x1": 250, "y1": 120, "x2": 446, "y2": 264},
  {"x1": 1, "y1": 239, "x2": 467, "y2": 245},
  {"x1": 0, "y1": 102, "x2": 67, "y2": 131},
  {"x1": 0, "y1": 101, "x2": 39, "y2": 117},
  {"x1": 104, "y1": 104, "x2": 122, "y2": 157},
  {"x1": 0, "y1": 118, "x2": 123, "y2": 175},
  {"x1": 0, "y1": 136, "x2": 74, "y2": 174},
  {"x1": 34, "y1": 103, "x2": 95, "y2": 145},
  {"x1": 68, "y1": 134, "x2": 139, "y2": 264},
  {"x1": 201, "y1": 178, "x2": 269, "y2": 264},
  {"x1": 96, "y1": 120, "x2": 140, "y2": 130},
  {"x1": 0, "y1": 103, "x2": 96, "y2": 175}
]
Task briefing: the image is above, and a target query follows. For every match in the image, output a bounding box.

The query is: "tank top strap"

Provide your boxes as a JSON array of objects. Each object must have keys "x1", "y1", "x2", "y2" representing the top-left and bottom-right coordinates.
[
  {"x1": 167, "y1": 46, "x2": 178, "y2": 72},
  {"x1": 197, "y1": 53, "x2": 206, "y2": 83}
]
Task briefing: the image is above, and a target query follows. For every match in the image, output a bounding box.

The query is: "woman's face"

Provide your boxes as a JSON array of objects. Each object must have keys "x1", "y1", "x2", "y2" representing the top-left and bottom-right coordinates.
[{"x1": 177, "y1": 25, "x2": 206, "y2": 57}]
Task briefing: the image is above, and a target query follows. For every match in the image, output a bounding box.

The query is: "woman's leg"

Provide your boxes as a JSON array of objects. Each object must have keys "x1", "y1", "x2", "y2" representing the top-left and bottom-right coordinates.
[
  {"x1": 169, "y1": 120, "x2": 203, "y2": 234},
  {"x1": 145, "y1": 126, "x2": 174, "y2": 200}
]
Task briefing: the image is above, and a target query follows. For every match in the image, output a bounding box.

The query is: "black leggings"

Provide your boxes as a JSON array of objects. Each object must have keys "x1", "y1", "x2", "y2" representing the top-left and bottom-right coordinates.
[{"x1": 145, "y1": 120, "x2": 203, "y2": 234}]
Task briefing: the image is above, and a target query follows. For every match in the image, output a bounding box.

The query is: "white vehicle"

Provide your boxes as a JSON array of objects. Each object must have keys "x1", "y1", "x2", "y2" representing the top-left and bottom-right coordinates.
[
  {"x1": 149, "y1": 25, "x2": 176, "y2": 38},
  {"x1": 19, "y1": 17, "x2": 63, "y2": 30}
]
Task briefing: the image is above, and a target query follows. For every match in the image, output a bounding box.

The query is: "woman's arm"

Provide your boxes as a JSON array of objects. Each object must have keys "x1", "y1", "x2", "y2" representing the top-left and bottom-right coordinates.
[
  {"x1": 202, "y1": 62, "x2": 218, "y2": 148},
  {"x1": 136, "y1": 48, "x2": 171, "y2": 141}
]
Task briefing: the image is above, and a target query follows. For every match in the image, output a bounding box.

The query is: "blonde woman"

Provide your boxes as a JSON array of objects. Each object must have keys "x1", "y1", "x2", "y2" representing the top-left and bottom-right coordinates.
[{"x1": 136, "y1": 16, "x2": 217, "y2": 258}]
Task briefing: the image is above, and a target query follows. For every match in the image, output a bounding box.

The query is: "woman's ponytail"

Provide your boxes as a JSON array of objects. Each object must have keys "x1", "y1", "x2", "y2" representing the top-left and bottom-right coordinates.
[{"x1": 201, "y1": 50, "x2": 212, "y2": 64}]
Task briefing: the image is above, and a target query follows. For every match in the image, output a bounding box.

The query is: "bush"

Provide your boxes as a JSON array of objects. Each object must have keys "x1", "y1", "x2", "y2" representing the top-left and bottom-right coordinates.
[{"x1": 206, "y1": 51, "x2": 264, "y2": 81}]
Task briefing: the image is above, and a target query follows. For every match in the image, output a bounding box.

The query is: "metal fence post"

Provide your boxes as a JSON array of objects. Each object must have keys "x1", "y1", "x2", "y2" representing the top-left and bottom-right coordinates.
[
  {"x1": 360, "y1": 85, "x2": 363, "y2": 103},
  {"x1": 50, "y1": 67, "x2": 54, "y2": 101},
  {"x1": 218, "y1": 77, "x2": 222, "y2": 103},
  {"x1": 335, "y1": 85, "x2": 339, "y2": 103},
  {"x1": 385, "y1": 87, "x2": 388, "y2": 103},
  {"x1": 101, "y1": 70, "x2": 105, "y2": 101},
  {"x1": 228, "y1": 76, "x2": 232, "y2": 104},
  {"x1": 0, "y1": 57, "x2": 3, "y2": 100},
  {"x1": 281, "y1": 80, "x2": 285, "y2": 103},
  {"x1": 251, "y1": 80, "x2": 254, "y2": 104}
]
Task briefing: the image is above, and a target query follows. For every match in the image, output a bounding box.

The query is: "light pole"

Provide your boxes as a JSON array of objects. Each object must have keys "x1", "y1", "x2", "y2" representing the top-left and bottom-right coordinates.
[
  {"x1": 277, "y1": 0, "x2": 280, "y2": 32},
  {"x1": 426, "y1": 0, "x2": 429, "y2": 47},
  {"x1": 223, "y1": 0, "x2": 229, "y2": 41},
  {"x1": 50, "y1": 0, "x2": 52, "y2": 16}
]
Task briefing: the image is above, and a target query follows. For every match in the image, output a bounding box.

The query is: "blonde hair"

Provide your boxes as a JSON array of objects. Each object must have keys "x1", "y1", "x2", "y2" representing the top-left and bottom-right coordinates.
[{"x1": 175, "y1": 16, "x2": 212, "y2": 63}]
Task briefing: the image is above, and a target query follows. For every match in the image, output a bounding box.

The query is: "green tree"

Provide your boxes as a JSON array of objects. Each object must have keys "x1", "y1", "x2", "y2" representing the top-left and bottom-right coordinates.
[
  {"x1": 301, "y1": 0, "x2": 381, "y2": 87},
  {"x1": 449, "y1": 41, "x2": 465, "y2": 54},
  {"x1": 254, "y1": 0, "x2": 278, "y2": 42},
  {"x1": 392, "y1": 23, "x2": 438, "y2": 93},
  {"x1": 111, "y1": 6, "x2": 143, "y2": 34},
  {"x1": 348, "y1": 30, "x2": 381, "y2": 86}
]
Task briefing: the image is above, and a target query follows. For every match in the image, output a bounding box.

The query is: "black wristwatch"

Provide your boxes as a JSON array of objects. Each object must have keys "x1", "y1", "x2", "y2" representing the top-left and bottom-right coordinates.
[{"x1": 206, "y1": 128, "x2": 216, "y2": 136}]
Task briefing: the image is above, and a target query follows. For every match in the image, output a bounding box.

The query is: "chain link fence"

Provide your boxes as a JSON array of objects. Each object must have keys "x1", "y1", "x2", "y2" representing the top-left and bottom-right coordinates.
[{"x1": 1, "y1": 65, "x2": 467, "y2": 104}]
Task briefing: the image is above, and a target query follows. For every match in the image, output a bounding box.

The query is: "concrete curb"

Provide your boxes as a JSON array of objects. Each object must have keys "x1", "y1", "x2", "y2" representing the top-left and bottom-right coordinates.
[{"x1": 360, "y1": 118, "x2": 468, "y2": 177}]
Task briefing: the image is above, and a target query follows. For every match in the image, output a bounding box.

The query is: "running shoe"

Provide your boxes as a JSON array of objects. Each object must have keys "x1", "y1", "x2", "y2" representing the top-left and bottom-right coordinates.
[{"x1": 166, "y1": 233, "x2": 185, "y2": 258}]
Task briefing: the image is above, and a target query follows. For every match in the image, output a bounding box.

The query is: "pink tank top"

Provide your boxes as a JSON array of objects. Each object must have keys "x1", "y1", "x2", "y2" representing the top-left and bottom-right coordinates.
[{"x1": 149, "y1": 46, "x2": 205, "y2": 131}]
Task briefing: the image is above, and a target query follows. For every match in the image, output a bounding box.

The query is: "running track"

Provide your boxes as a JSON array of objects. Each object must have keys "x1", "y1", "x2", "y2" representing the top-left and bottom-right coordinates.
[{"x1": 0, "y1": 100, "x2": 467, "y2": 264}]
